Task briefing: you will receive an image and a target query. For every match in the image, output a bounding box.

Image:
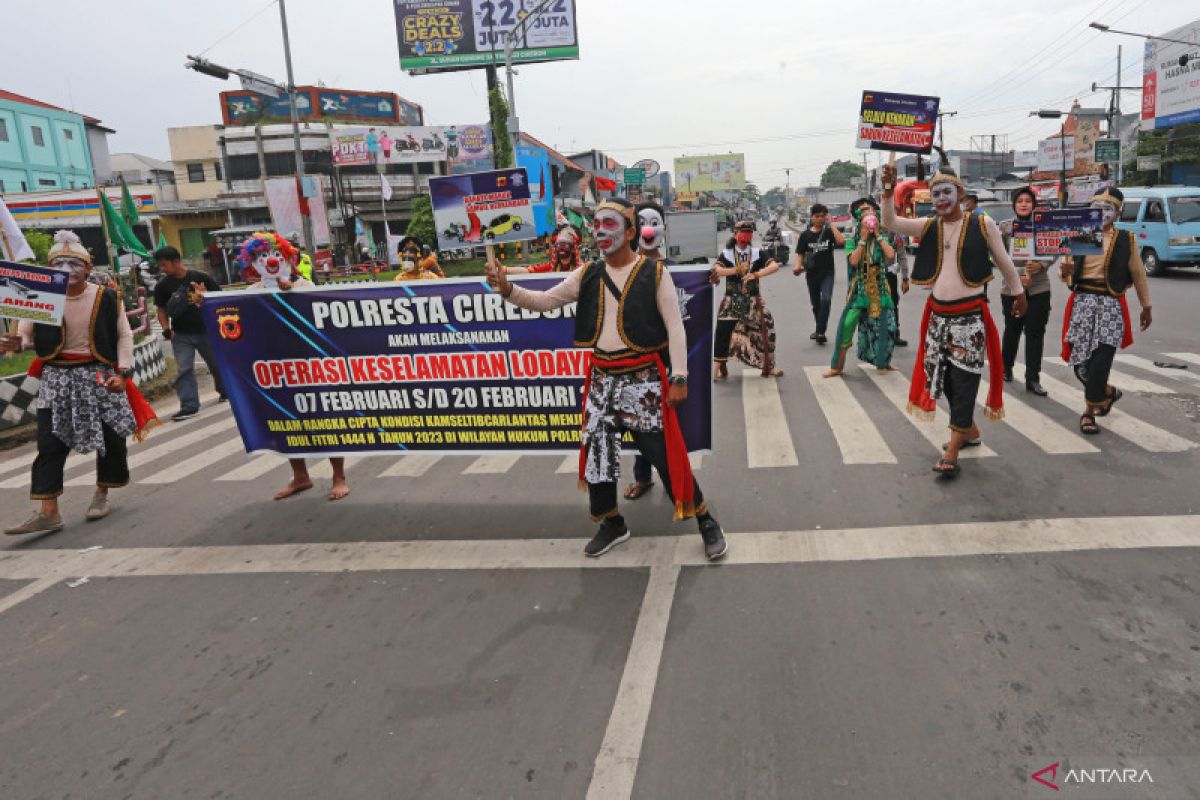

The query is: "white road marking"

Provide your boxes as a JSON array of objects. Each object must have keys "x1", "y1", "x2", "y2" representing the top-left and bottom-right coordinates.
[
  {"x1": 139, "y1": 437, "x2": 248, "y2": 483},
  {"x1": 978, "y1": 380, "x2": 1099, "y2": 455},
  {"x1": 740, "y1": 369, "x2": 798, "y2": 468},
  {"x1": 1045, "y1": 361, "x2": 1174, "y2": 395},
  {"x1": 462, "y1": 455, "x2": 521, "y2": 474},
  {"x1": 1019, "y1": 367, "x2": 1196, "y2": 452},
  {"x1": 1117, "y1": 354, "x2": 1200, "y2": 387},
  {"x1": 587, "y1": 566, "x2": 680, "y2": 800},
  {"x1": 804, "y1": 366, "x2": 897, "y2": 464},
  {"x1": 0, "y1": 576, "x2": 60, "y2": 616},
  {"x1": 309, "y1": 456, "x2": 359, "y2": 479},
  {"x1": 379, "y1": 455, "x2": 443, "y2": 477},
  {"x1": 1165, "y1": 352, "x2": 1200, "y2": 369},
  {"x1": 556, "y1": 454, "x2": 577, "y2": 474},
  {"x1": 64, "y1": 417, "x2": 239, "y2": 487},
  {"x1": 860, "y1": 366, "x2": 995, "y2": 458},
  {"x1": 0, "y1": 451, "x2": 37, "y2": 478},
  {"x1": 215, "y1": 453, "x2": 287, "y2": 481}
]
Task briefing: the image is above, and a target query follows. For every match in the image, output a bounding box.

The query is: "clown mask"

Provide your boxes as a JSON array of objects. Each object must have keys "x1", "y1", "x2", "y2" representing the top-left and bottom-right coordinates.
[
  {"x1": 930, "y1": 181, "x2": 961, "y2": 217},
  {"x1": 735, "y1": 230, "x2": 753, "y2": 248},
  {"x1": 594, "y1": 209, "x2": 629, "y2": 256},
  {"x1": 637, "y1": 208, "x2": 666, "y2": 254},
  {"x1": 1091, "y1": 200, "x2": 1119, "y2": 228},
  {"x1": 255, "y1": 247, "x2": 288, "y2": 288},
  {"x1": 553, "y1": 230, "x2": 578, "y2": 265}
]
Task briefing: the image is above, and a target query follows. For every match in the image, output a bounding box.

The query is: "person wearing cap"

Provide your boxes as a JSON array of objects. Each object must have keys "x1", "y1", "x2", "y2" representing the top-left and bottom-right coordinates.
[
  {"x1": 711, "y1": 219, "x2": 783, "y2": 381},
  {"x1": 825, "y1": 198, "x2": 899, "y2": 376},
  {"x1": 1060, "y1": 187, "x2": 1152, "y2": 435},
  {"x1": 1, "y1": 231, "x2": 159, "y2": 535},
  {"x1": 881, "y1": 149, "x2": 1026, "y2": 479},
  {"x1": 484, "y1": 198, "x2": 728, "y2": 562},
  {"x1": 998, "y1": 187, "x2": 1055, "y2": 396}
]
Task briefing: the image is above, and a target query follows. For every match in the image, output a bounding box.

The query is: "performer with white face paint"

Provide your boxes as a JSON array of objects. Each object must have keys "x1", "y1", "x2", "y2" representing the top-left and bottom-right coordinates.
[
  {"x1": 485, "y1": 198, "x2": 728, "y2": 561},
  {"x1": 507, "y1": 223, "x2": 582, "y2": 274},
  {"x1": 1059, "y1": 187, "x2": 1152, "y2": 436},
  {"x1": 881, "y1": 151, "x2": 1026, "y2": 479}
]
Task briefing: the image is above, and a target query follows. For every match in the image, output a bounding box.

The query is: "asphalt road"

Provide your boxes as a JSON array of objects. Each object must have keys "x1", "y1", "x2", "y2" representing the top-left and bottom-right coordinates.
[{"x1": 1, "y1": 233, "x2": 1199, "y2": 799}]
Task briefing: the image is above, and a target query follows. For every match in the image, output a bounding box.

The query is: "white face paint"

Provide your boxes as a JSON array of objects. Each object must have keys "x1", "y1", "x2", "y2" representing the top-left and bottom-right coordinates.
[
  {"x1": 636, "y1": 208, "x2": 666, "y2": 254},
  {"x1": 254, "y1": 250, "x2": 282, "y2": 288},
  {"x1": 594, "y1": 209, "x2": 628, "y2": 256},
  {"x1": 51, "y1": 257, "x2": 89, "y2": 285},
  {"x1": 930, "y1": 182, "x2": 960, "y2": 216},
  {"x1": 1091, "y1": 200, "x2": 1119, "y2": 228}
]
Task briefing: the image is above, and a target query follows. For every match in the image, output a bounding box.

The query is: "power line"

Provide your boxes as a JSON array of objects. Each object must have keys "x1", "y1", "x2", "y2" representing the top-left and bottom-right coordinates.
[{"x1": 196, "y1": 0, "x2": 279, "y2": 57}]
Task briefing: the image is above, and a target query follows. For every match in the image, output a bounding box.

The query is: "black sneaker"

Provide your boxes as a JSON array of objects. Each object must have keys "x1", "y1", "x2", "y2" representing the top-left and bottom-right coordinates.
[
  {"x1": 895, "y1": 337, "x2": 909, "y2": 347},
  {"x1": 698, "y1": 516, "x2": 728, "y2": 561},
  {"x1": 171, "y1": 409, "x2": 199, "y2": 422},
  {"x1": 584, "y1": 521, "x2": 630, "y2": 558},
  {"x1": 815, "y1": 333, "x2": 828, "y2": 345},
  {"x1": 1003, "y1": 368, "x2": 1014, "y2": 383},
  {"x1": 809, "y1": 331, "x2": 819, "y2": 340}
]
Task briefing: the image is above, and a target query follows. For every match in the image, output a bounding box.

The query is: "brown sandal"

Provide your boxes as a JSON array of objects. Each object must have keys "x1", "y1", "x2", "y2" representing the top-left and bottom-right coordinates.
[{"x1": 623, "y1": 481, "x2": 653, "y2": 500}]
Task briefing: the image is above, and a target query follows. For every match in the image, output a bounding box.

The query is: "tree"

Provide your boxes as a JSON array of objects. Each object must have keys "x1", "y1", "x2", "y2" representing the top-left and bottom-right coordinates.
[
  {"x1": 820, "y1": 159, "x2": 865, "y2": 188},
  {"x1": 762, "y1": 186, "x2": 787, "y2": 211},
  {"x1": 406, "y1": 194, "x2": 437, "y2": 249},
  {"x1": 489, "y1": 87, "x2": 514, "y2": 169},
  {"x1": 23, "y1": 229, "x2": 52, "y2": 264}
]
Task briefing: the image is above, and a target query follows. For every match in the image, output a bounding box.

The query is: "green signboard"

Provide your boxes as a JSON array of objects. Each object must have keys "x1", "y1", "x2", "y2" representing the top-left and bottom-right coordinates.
[
  {"x1": 1093, "y1": 139, "x2": 1121, "y2": 164},
  {"x1": 623, "y1": 168, "x2": 645, "y2": 186}
]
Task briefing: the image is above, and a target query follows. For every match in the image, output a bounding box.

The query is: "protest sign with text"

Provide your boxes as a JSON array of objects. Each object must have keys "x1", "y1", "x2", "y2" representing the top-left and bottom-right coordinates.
[
  {"x1": 1033, "y1": 208, "x2": 1104, "y2": 257},
  {"x1": 0, "y1": 261, "x2": 69, "y2": 326},
  {"x1": 857, "y1": 91, "x2": 940, "y2": 154},
  {"x1": 1008, "y1": 220, "x2": 1035, "y2": 261},
  {"x1": 202, "y1": 270, "x2": 714, "y2": 457},
  {"x1": 429, "y1": 168, "x2": 537, "y2": 250}
]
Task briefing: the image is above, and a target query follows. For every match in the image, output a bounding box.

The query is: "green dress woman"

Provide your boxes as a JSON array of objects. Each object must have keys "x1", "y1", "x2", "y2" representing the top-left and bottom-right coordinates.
[{"x1": 825, "y1": 208, "x2": 898, "y2": 376}]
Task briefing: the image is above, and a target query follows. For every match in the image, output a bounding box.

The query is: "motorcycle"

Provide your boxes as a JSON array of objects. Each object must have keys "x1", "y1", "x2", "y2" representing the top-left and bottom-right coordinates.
[
  {"x1": 421, "y1": 133, "x2": 446, "y2": 152},
  {"x1": 396, "y1": 134, "x2": 421, "y2": 153}
]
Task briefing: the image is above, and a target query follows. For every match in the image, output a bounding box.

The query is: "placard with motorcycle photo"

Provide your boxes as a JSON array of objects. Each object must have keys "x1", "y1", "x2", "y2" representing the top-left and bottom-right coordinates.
[
  {"x1": 429, "y1": 168, "x2": 537, "y2": 251},
  {"x1": 857, "y1": 90, "x2": 940, "y2": 154},
  {"x1": 1033, "y1": 208, "x2": 1104, "y2": 257}
]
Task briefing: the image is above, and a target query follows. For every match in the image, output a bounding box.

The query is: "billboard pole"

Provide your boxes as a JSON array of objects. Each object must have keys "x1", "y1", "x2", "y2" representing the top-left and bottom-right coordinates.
[{"x1": 278, "y1": 0, "x2": 315, "y2": 255}]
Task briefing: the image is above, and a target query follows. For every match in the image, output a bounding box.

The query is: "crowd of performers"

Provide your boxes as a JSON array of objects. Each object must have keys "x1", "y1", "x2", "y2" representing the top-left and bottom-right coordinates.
[{"x1": 2, "y1": 164, "x2": 1154, "y2": 558}]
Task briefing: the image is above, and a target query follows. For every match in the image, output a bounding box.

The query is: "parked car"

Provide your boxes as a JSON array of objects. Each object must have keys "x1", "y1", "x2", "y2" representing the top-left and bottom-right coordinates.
[{"x1": 1115, "y1": 187, "x2": 1200, "y2": 276}]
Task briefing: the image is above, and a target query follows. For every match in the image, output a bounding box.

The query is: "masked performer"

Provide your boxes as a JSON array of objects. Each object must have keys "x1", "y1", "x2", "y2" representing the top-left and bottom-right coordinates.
[
  {"x1": 484, "y1": 199, "x2": 727, "y2": 561},
  {"x1": 711, "y1": 220, "x2": 783, "y2": 381},
  {"x1": 1060, "y1": 187, "x2": 1152, "y2": 435},
  {"x1": 393, "y1": 237, "x2": 441, "y2": 281},
  {"x1": 881, "y1": 153, "x2": 1026, "y2": 478},
  {"x1": 825, "y1": 200, "x2": 898, "y2": 376},
  {"x1": 238, "y1": 232, "x2": 351, "y2": 501},
  {"x1": 507, "y1": 224, "x2": 582, "y2": 274},
  {"x1": 2, "y1": 231, "x2": 158, "y2": 535}
]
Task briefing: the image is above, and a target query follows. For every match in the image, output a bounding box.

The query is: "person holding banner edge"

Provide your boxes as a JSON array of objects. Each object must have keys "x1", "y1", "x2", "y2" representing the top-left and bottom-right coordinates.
[
  {"x1": 1059, "y1": 187, "x2": 1152, "y2": 436},
  {"x1": 880, "y1": 153, "x2": 1026, "y2": 479},
  {"x1": 484, "y1": 198, "x2": 727, "y2": 561}
]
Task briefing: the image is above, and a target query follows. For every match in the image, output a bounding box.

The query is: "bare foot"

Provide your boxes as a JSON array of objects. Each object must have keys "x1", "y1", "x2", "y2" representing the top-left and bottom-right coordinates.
[
  {"x1": 764, "y1": 368, "x2": 784, "y2": 378},
  {"x1": 823, "y1": 368, "x2": 842, "y2": 378},
  {"x1": 274, "y1": 479, "x2": 313, "y2": 500},
  {"x1": 328, "y1": 479, "x2": 350, "y2": 501},
  {"x1": 878, "y1": 365, "x2": 899, "y2": 372}
]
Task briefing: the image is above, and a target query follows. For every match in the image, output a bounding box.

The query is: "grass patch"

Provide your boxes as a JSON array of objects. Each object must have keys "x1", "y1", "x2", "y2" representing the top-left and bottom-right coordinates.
[{"x1": 0, "y1": 351, "x2": 36, "y2": 379}]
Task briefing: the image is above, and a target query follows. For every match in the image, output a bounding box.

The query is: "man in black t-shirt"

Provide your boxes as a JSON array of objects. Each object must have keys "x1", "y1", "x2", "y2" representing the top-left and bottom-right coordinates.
[
  {"x1": 153, "y1": 246, "x2": 225, "y2": 421},
  {"x1": 793, "y1": 203, "x2": 844, "y2": 344}
]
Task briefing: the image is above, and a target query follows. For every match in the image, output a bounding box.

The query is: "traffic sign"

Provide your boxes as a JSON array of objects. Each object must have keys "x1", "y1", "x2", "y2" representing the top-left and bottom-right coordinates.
[
  {"x1": 623, "y1": 168, "x2": 645, "y2": 186},
  {"x1": 238, "y1": 70, "x2": 283, "y2": 99},
  {"x1": 1093, "y1": 139, "x2": 1120, "y2": 164},
  {"x1": 631, "y1": 159, "x2": 660, "y2": 179}
]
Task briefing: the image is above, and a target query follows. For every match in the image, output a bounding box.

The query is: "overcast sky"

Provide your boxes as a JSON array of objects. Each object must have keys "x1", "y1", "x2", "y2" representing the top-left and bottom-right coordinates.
[{"x1": 4, "y1": 0, "x2": 1195, "y2": 189}]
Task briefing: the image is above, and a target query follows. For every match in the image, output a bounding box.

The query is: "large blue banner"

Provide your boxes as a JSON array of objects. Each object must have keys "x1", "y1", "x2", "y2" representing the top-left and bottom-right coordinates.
[
  {"x1": 517, "y1": 145, "x2": 555, "y2": 236},
  {"x1": 201, "y1": 268, "x2": 714, "y2": 457}
]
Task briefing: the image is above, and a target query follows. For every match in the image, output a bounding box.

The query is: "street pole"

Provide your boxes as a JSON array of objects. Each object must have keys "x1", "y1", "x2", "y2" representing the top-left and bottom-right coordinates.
[
  {"x1": 1060, "y1": 119, "x2": 1068, "y2": 209},
  {"x1": 1115, "y1": 45, "x2": 1123, "y2": 183},
  {"x1": 278, "y1": 0, "x2": 315, "y2": 256},
  {"x1": 504, "y1": 0, "x2": 554, "y2": 156}
]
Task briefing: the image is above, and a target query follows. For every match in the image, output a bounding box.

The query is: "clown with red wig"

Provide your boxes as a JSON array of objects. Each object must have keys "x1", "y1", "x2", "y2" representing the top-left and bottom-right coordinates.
[{"x1": 238, "y1": 232, "x2": 302, "y2": 289}]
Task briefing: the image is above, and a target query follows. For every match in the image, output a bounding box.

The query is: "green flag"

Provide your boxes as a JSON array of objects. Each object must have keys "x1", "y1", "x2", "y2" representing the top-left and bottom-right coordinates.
[
  {"x1": 156, "y1": 229, "x2": 168, "y2": 250},
  {"x1": 100, "y1": 191, "x2": 150, "y2": 258},
  {"x1": 563, "y1": 207, "x2": 590, "y2": 232},
  {"x1": 120, "y1": 179, "x2": 140, "y2": 227}
]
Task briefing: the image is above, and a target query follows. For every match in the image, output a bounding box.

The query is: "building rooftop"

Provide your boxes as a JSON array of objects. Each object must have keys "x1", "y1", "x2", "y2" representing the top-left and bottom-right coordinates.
[{"x1": 111, "y1": 153, "x2": 174, "y2": 174}]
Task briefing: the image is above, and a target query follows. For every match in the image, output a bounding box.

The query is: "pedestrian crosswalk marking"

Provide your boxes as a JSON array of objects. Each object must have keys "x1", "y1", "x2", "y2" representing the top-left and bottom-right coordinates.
[
  {"x1": 1017, "y1": 367, "x2": 1196, "y2": 452},
  {"x1": 140, "y1": 437, "x2": 249, "y2": 484},
  {"x1": 0, "y1": 450, "x2": 37, "y2": 479},
  {"x1": 740, "y1": 369, "x2": 798, "y2": 468},
  {"x1": 379, "y1": 455, "x2": 443, "y2": 477},
  {"x1": 1165, "y1": 352, "x2": 1200, "y2": 370},
  {"x1": 64, "y1": 417, "x2": 239, "y2": 487},
  {"x1": 1044, "y1": 360, "x2": 1174, "y2": 395},
  {"x1": 1117, "y1": 354, "x2": 1200, "y2": 387},
  {"x1": 860, "y1": 366, "x2": 995, "y2": 458},
  {"x1": 309, "y1": 456, "x2": 360, "y2": 479},
  {"x1": 215, "y1": 453, "x2": 287, "y2": 481},
  {"x1": 556, "y1": 454, "x2": 576, "y2": 474},
  {"x1": 977, "y1": 380, "x2": 1099, "y2": 455},
  {"x1": 804, "y1": 366, "x2": 897, "y2": 464},
  {"x1": 463, "y1": 455, "x2": 521, "y2": 474}
]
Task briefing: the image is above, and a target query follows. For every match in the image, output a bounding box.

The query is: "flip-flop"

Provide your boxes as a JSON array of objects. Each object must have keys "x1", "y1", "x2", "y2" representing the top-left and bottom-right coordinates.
[
  {"x1": 623, "y1": 481, "x2": 654, "y2": 500},
  {"x1": 932, "y1": 458, "x2": 961, "y2": 479},
  {"x1": 942, "y1": 439, "x2": 982, "y2": 450},
  {"x1": 1079, "y1": 414, "x2": 1100, "y2": 435}
]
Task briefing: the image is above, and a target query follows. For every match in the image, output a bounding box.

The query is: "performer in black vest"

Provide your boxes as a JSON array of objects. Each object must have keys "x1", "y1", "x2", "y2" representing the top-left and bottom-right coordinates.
[
  {"x1": 1059, "y1": 187, "x2": 1153, "y2": 435},
  {"x1": 484, "y1": 199, "x2": 727, "y2": 561},
  {"x1": 881, "y1": 154, "x2": 1025, "y2": 478},
  {"x1": 2, "y1": 231, "x2": 158, "y2": 536}
]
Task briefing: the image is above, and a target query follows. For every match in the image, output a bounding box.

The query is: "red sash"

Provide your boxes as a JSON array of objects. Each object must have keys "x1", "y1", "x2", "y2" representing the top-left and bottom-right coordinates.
[
  {"x1": 578, "y1": 352, "x2": 697, "y2": 520},
  {"x1": 908, "y1": 296, "x2": 1005, "y2": 421},
  {"x1": 29, "y1": 354, "x2": 160, "y2": 441},
  {"x1": 1060, "y1": 291, "x2": 1134, "y2": 362}
]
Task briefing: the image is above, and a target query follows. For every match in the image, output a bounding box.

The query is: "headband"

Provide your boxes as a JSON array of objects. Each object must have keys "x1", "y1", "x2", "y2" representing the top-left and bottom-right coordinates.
[
  {"x1": 596, "y1": 201, "x2": 635, "y2": 224},
  {"x1": 1091, "y1": 191, "x2": 1123, "y2": 209},
  {"x1": 929, "y1": 170, "x2": 965, "y2": 191}
]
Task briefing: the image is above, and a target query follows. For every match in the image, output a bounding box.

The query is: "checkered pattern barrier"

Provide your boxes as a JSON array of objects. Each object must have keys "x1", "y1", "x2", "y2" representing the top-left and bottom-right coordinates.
[{"x1": 0, "y1": 335, "x2": 167, "y2": 430}]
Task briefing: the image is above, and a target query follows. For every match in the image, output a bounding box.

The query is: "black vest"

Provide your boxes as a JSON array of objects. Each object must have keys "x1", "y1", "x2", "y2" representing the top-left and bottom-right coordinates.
[
  {"x1": 33, "y1": 286, "x2": 121, "y2": 366},
  {"x1": 573, "y1": 256, "x2": 669, "y2": 356},
  {"x1": 911, "y1": 212, "x2": 994, "y2": 288},
  {"x1": 1071, "y1": 228, "x2": 1134, "y2": 296}
]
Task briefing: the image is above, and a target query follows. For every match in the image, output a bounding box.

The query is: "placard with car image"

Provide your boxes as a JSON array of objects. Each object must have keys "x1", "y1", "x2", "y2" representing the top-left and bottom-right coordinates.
[{"x1": 428, "y1": 168, "x2": 538, "y2": 252}]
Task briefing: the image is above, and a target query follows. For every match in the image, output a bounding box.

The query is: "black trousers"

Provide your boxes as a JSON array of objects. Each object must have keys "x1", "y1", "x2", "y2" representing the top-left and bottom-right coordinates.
[
  {"x1": 1002, "y1": 292, "x2": 1051, "y2": 383},
  {"x1": 588, "y1": 429, "x2": 707, "y2": 522},
  {"x1": 31, "y1": 409, "x2": 129, "y2": 499},
  {"x1": 714, "y1": 319, "x2": 737, "y2": 361},
  {"x1": 941, "y1": 365, "x2": 982, "y2": 433},
  {"x1": 1073, "y1": 343, "x2": 1118, "y2": 406}
]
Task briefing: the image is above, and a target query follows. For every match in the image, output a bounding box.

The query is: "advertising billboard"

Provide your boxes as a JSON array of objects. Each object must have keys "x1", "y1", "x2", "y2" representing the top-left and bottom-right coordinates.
[
  {"x1": 1037, "y1": 137, "x2": 1075, "y2": 172},
  {"x1": 394, "y1": 0, "x2": 579, "y2": 73},
  {"x1": 220, "y1": 87, "x2": 416, "y2": 126},
  {"x1": 673, "y1": 155, "x2": 745, "y2": 193},
  {"x1": 1141, "y1": 17, "x2": 1200, "y2": 130}
]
